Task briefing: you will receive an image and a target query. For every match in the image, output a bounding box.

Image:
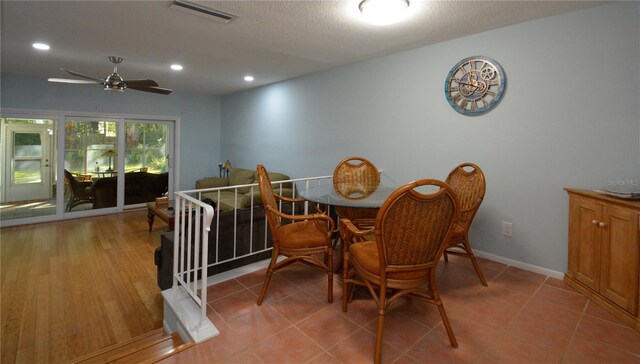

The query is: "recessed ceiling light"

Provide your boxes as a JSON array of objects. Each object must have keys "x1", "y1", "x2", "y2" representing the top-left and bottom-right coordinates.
[
  {"x1": 244, "y1": 75, "x2": 254, "y2": 82},
  {"x1": 170, "y1": 64, "x2": 183, "y2": 71},
  {"x1": 32, "y1": 42, "x2": 50, "y2": 51},
  {"x1": 359, "y1": 0, "x2": 410, "y2": 25}
]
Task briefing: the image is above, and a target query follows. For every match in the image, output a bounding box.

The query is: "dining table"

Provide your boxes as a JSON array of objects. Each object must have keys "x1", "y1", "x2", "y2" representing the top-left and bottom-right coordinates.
[
  {"x1": 298, "y1": 182, "x2": 398, "y2": 270},
  {"x1": 297, "y1": 183, "x2": 397, "y2": 209}
]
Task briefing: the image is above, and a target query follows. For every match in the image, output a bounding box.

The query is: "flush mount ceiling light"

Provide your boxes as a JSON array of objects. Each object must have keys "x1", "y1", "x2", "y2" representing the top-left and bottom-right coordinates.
[
  {"x1": 244, "y1": 75, "x2": 254, "y2": 82},
  {"x1": 32, "y1": 42, "x2": 50, "y2": 50},
  {"x1": 359, "y1": 0, "x2": 410, "y2": 25},
  {"x1": 170, "y1": 64, "x2": 183, "y2": 71}
]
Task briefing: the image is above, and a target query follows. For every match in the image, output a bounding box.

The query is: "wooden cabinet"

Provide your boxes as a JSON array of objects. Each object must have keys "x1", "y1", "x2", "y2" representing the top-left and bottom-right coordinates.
[{"x1": 565, "y1": 189, "x2": 640, "y2": 331}]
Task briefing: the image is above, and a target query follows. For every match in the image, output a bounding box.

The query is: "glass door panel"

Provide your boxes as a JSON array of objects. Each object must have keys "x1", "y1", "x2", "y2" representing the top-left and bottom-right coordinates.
[
  {"x1": 13, "y1": 132, "x2": 43, "y2": 184},
  {"x1": 64, "y1": 119, "x2": 118, "y2": 211},
  {"x1": 124, "y1": 122, "x2": 169, "y2": 206}
]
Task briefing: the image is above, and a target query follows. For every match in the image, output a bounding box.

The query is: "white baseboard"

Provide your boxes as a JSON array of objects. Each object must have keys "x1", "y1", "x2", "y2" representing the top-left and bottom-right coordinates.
[{"x1": 474, "y1": 249, "x2": 564, "y2": 280}]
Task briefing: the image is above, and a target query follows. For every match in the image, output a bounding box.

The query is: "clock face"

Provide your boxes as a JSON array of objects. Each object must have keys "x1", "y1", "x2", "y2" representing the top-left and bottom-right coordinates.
[{"x1": 445, "y1": 56, "x2": 506, "y2": 115}]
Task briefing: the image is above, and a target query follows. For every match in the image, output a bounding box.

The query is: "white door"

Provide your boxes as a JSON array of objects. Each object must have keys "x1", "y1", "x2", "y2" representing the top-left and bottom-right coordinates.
[{"x1": 4, "y1": 124, "x2": 52, "y2": 202}]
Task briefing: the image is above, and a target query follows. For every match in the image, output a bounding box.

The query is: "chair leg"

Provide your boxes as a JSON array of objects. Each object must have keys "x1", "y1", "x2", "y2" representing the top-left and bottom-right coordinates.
[
  {"x1": 430, "y1": 273, "x2": 457, "y2": 348},
  {"x1": 342, "y1": 251, "x2": 349, "y2": 312},
  {"x1": 374, "y1": 290, "x2": 387, "y2": 364},
  {"x1": 374, "y1": 310, "x2": 385, "y2": 364},
  {"x1": 327, "y1": 248, "x2": 333, "y2": 303},
  {"x1": 443, "y1": 250, "x2": 449, "y2": 262},
  {"x1": 256, "y1": 253, "x2": 279, "y2": 305},
  {"x1": 461, "y1": 235, "x2": 488, "y2": 286},
  {"x1": 436, "y1": 300, "x2": 458, "y2": 348}
]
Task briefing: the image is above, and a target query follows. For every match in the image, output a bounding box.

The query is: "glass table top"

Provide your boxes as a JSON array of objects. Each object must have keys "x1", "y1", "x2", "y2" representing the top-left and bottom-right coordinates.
[{"x1": 297, "y1": 183, "x2": 397, "y2": 208}]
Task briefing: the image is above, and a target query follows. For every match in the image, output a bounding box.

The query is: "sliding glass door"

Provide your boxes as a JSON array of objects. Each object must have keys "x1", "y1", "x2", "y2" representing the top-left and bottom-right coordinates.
[
  {"x1": 1, "y1": 112, "x2": 175, "y2": 225},
  {"x1": 64, "y1": 117, "x2": 173, "y2": 214}
]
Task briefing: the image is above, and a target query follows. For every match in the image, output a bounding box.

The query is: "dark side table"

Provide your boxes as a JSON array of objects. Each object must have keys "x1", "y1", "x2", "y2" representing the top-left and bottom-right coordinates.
[{"x1": 147, "y1": 202, "x2": 175, "y2": 232}]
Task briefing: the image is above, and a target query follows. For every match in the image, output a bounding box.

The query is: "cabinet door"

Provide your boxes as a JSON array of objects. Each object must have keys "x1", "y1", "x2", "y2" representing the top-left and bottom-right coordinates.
[
  {"x1": 599, "y1": 204, "x2": 639, "y2": 315},
  {"x1": 568, "y1": 195, "x2": 602, "y2": 290}
]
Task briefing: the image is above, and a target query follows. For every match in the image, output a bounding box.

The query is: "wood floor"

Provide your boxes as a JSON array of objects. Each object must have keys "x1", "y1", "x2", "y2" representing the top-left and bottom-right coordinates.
[{"x1": 1, "y1": 210, "x2": 166, "y2": 364}]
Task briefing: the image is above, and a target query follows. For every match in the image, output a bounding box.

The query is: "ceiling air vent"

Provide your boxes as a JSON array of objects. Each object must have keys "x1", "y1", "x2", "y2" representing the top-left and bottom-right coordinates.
[{"x1": 170, "y1": 0, "x2": 237, "y2": 23}]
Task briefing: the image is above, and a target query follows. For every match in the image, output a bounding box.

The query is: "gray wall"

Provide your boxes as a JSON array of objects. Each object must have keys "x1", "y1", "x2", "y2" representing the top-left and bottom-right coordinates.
[
  {"x1": 220, "y1": 2, "x2": 640, "y2": 272},
  {"x1": 0, "y1": 73, "x2": 221, "y2": 190}
]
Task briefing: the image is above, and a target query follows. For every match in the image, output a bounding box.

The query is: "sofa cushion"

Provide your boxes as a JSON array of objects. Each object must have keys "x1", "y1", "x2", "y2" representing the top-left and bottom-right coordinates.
[
  {"x1": 246, "y1": 188, "x2": 295, "y2": 207},
  {"x1": 268, "y1": 172, "x2": 293, "y2": 189},
  {"x1": 196, "y1": 176, "x2": 229, "y2": 189},
  {"x1": 228, "y1": 168, "x2": 256, "y2": 194},
  {"x1": 201, "y1": 190, "x2": 250, "y2": 212}
]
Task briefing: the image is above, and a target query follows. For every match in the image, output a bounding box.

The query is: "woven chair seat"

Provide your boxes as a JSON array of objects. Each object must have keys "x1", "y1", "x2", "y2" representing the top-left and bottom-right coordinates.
[
  {"x1": 350, "y1": 241, "x2": 427, "y2": 281},
  {"x1": 448, "y1": 223, "x2": 465, "y2": 240},
  {"x1": 277, "y1": 220, "x2": 331, "y2": 249}
]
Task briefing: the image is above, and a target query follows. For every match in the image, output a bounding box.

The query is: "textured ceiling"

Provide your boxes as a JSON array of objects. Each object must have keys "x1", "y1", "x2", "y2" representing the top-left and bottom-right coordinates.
[{"x1": 1, "y1": 1, "x2": 601, "y2": 96}]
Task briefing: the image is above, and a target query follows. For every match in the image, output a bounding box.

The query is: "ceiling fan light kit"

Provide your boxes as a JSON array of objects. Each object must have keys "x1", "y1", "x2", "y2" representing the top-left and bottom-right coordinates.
[{"x1": 48, "y1": 56, "x2": 172, "y2": 95}]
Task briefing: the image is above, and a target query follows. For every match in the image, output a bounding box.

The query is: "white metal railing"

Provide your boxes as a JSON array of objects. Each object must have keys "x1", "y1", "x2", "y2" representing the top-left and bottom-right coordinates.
[
  {"x1": 171, "y1": 174, "x2": 333, "y2": 326},
  {"x1": 172, "y1": 192, "x2": 215, "y2": 326}
]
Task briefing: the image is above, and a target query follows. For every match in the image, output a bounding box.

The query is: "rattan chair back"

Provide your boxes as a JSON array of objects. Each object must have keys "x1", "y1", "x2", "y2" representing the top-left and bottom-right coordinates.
[
  {"x1": 333, "y1": 156, "x2": 380, "y2": 199},
  {"x1": 376, "y1": 179, "x2": 459, "y2": 271},
  {"x1": 256, "y1": 164, "x2": 282, "y2": 231},
  {"x1": 445, "y1": 163, "x2": 486, "y2": 229}
]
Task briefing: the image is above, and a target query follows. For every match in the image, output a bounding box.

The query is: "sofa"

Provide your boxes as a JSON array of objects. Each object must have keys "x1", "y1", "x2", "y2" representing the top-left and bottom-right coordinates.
[
  {"x1": 154, "y1": 167, "x2": 312, "y2": 290},
  {"x1": 92, "y1": 171, "x2": 169, "y2": 208},
  {"x1": 195, "y1": 168, "x2": 294, "y2": 212}
]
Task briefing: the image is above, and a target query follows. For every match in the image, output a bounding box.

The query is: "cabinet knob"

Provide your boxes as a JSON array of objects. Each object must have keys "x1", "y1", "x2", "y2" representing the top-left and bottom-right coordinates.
[
  {"x1": 598, "y1": 222, "x2": 607, "y2": 228},
  {"x1": 592, "y1": 220, "x2": 599, "y2": 225}
]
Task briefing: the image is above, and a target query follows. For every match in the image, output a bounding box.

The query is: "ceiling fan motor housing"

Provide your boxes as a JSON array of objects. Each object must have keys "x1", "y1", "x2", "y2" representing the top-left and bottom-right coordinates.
[{"x1": 104, "y1": 72, "x2": 125, "y2": 92}]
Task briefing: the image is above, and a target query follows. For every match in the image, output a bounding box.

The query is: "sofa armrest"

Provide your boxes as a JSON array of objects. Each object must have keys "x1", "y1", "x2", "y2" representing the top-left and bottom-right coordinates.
[{"x1": 196, "y1": 176, "x2": 229, "y2": 189}]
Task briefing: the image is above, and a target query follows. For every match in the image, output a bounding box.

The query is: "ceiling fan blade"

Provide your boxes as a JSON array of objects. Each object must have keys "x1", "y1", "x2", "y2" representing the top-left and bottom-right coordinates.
[
  {"x1": 61, "y1": 68, "x2": 104, "y2": 82},
  {"x1": 124, "y1": 79, "x2": 158, "y2": 87},
  {"x1": 48, "y1": 78, "x2": 99, "y2": 84},
  {"x1": 127, "y1": 86, "x2": 173, "y2": 95}
]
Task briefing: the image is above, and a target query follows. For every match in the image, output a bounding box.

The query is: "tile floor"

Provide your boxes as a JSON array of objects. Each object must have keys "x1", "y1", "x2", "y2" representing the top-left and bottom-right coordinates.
[{"x1": 161, "y1": 255, "x2": 640, "y2": 364}]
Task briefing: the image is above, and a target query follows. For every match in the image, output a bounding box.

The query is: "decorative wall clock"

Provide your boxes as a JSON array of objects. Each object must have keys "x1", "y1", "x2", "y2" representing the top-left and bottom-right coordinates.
[{"x1": 445, "y1": 56, "x2": 506, "y2": 115}]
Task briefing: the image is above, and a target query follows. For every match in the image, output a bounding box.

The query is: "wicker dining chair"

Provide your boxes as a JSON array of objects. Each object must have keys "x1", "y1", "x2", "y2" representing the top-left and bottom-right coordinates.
[
  {"x1": 255, "y1": 164, "x2": 335, "y2": 305},
  {"x1": 443, "y1": 163, "x2": 488, "y2": 286},
  {"x1": 332, "y1": 156, "x2": 380, "y2": 229},
  {"x1": 340, "y1": 179, "x2": 460, "y2": 364}
]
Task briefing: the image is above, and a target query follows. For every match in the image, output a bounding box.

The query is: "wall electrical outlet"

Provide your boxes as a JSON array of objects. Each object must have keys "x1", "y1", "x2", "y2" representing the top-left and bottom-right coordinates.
[{"x1": 502, "y1": 221, "x2": 513, "y2": 237}]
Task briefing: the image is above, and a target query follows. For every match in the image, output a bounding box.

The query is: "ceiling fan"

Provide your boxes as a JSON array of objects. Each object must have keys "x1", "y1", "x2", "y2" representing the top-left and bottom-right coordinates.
[{"x1": 48, "y1": 56, "x2": 172, "y2": 95}]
